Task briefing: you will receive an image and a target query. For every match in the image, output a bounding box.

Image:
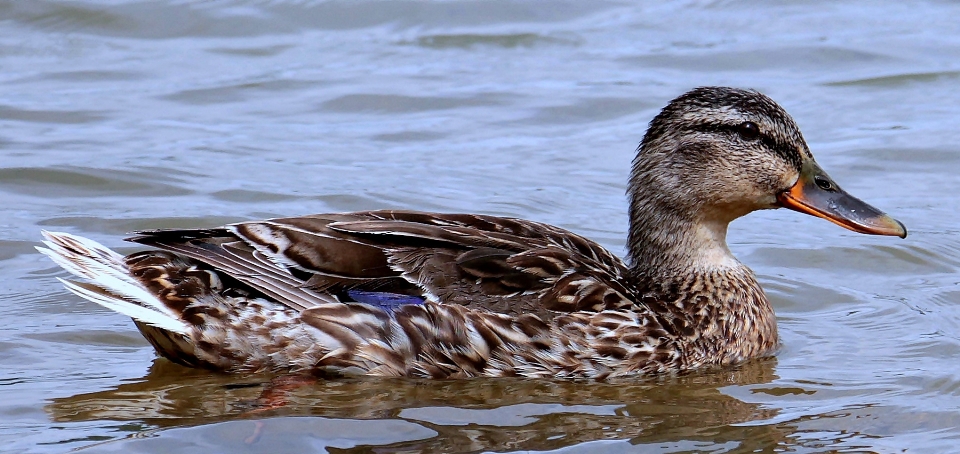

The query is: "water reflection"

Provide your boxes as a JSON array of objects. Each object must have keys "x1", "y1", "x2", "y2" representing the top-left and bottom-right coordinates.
[{"x1": 48, "y1": 358, "x2": 785, "y2": 452}]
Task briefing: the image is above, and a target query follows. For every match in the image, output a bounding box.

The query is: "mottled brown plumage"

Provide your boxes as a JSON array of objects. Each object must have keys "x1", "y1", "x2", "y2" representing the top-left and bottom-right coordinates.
[{"x1": 38, "y1": 87, "x2": 906, "y2": 379}]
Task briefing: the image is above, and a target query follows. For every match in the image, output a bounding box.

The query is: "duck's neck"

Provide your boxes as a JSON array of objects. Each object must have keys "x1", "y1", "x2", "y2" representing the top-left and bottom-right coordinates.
[
  {"x1": 627, "y1": 209, "x2": 739, "y2": 277},
  {"x1": 625, "y1": 200, "x2": 779, "y2": 364}
]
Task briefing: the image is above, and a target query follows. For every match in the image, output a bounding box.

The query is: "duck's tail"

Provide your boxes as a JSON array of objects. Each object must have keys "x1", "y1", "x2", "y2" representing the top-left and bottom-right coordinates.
[{"x1": 36, "y1": 231, "x2": 190, "y2": 335}]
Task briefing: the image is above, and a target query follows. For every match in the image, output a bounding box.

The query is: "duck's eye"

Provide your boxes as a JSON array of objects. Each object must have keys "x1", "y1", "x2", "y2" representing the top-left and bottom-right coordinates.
[
  {"x1": 737, "y1": 121, "x2": 760, "y2": 141},
  {"x1": 814, "y1": 175, "x2": 834, "y2": 191}
]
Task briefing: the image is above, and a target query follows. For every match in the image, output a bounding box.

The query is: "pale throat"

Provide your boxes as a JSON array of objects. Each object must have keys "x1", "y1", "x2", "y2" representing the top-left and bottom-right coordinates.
[
  {"x1": 683, "y1": 218, "x2": 742, "y2": 270},
  {"x1": 628, "y1": 211, "x2": 746, "y2": 279}
]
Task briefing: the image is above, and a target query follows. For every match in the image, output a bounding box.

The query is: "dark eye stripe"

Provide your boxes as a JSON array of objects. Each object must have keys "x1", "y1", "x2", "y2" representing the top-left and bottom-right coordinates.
[{"x1": 685, "y1": 122, "x2": 803, "y2": 171}]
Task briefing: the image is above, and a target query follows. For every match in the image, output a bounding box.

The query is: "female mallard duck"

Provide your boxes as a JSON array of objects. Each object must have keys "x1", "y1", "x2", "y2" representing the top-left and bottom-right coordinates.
[{"x1": 38, "y1": 87, "x2": 906, "y2": 379}]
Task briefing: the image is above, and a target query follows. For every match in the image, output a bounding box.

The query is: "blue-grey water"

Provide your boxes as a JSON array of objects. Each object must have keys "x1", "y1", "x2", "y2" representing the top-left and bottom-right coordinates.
[{"x1": 2, "y1": 1, "x2": 960, "y2": 452}]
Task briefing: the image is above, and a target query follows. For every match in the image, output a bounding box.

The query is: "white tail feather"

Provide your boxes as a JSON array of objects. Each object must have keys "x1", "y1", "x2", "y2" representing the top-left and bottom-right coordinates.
[
  {"x1": 58, "y1": 278, "x2": 189, "y2": 334},
  {"x1": 38, "y1": 231, "x2": 189, "y2": 335}
]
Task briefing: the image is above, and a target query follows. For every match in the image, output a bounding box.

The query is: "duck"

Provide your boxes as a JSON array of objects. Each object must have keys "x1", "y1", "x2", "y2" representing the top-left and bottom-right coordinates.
[{"x1": 38, "y1": 87, "x2": 907, "y2": 379}]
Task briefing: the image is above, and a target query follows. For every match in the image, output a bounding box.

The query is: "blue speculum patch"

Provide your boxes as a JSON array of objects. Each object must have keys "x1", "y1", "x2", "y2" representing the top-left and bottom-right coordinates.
[{"x1": 346, "y1": 290, "x2": 425, "y2": 311}]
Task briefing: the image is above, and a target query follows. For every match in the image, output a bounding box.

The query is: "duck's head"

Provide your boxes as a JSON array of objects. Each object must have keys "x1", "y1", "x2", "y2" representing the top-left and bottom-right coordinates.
[{"x1": 628, "y1": 87, "x2": 905, "y2": 271}]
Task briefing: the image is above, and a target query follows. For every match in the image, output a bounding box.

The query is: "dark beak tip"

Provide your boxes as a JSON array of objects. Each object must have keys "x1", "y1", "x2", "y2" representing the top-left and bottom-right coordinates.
[
  {"x1": 896, "y1": 220, "x2": 908, "y2": 239},
  {"x1": 870, "y1": 215, "x2": 907, "y2": 238}
]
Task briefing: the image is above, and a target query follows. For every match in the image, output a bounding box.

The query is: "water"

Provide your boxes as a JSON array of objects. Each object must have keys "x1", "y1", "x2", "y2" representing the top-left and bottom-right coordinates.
[{"x1": 2, "y1": 1, "x2": 960, "y2": 452}]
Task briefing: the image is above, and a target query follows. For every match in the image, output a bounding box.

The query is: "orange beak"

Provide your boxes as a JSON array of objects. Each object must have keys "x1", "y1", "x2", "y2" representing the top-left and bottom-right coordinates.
[{"x1": 777, "y1": 160, "x2": 907, "y2": 238}]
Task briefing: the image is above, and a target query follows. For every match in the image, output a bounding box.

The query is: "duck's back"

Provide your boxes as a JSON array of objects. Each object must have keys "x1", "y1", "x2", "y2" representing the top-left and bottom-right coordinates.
[{"x1": 129, "y1": 210, "x2": 640, "y2": 317}]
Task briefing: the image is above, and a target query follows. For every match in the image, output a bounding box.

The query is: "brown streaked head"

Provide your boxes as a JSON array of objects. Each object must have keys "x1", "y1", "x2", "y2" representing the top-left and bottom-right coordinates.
[{"x1": 628, "y1": 86, "x2": 906, "y2": 244}]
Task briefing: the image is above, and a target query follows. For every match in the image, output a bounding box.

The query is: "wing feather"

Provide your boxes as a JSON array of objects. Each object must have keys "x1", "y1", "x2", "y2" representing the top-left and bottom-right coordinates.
[{"x1": 126, "y1": 210, "x2": 639, "y2": 316}]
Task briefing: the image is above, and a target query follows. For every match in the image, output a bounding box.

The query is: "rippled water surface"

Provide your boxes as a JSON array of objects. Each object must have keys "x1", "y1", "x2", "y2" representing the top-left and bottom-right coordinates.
[{"x1": 3, "y1": 1, "x2": 960, "y2": 452}]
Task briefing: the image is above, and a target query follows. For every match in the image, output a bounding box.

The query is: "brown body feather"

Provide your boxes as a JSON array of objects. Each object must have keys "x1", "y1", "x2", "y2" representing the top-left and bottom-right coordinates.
[{"x1": 100, "y1": 209, "x2": 775, "y2": 378}]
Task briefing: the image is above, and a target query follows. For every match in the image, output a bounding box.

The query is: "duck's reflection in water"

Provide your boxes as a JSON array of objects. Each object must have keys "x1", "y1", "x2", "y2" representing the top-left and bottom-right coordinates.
[{"x1": 47, "y1": 357, "x2": 789, "y2": 452}]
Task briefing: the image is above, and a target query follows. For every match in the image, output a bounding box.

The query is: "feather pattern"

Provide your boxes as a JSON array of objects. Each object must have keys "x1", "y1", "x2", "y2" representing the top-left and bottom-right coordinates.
[
  {"x1": 37, "y1": 206, "x2": 770, "y2": 378},
  {"x1": 38, "y1": 87, "x2": 904, "y2": 378}
]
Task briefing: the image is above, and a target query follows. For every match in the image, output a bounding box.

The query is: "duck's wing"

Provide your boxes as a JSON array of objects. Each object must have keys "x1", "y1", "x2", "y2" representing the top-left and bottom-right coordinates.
[{"x1": 128, "y1": 210, "x2": 638, "y2": 316}]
